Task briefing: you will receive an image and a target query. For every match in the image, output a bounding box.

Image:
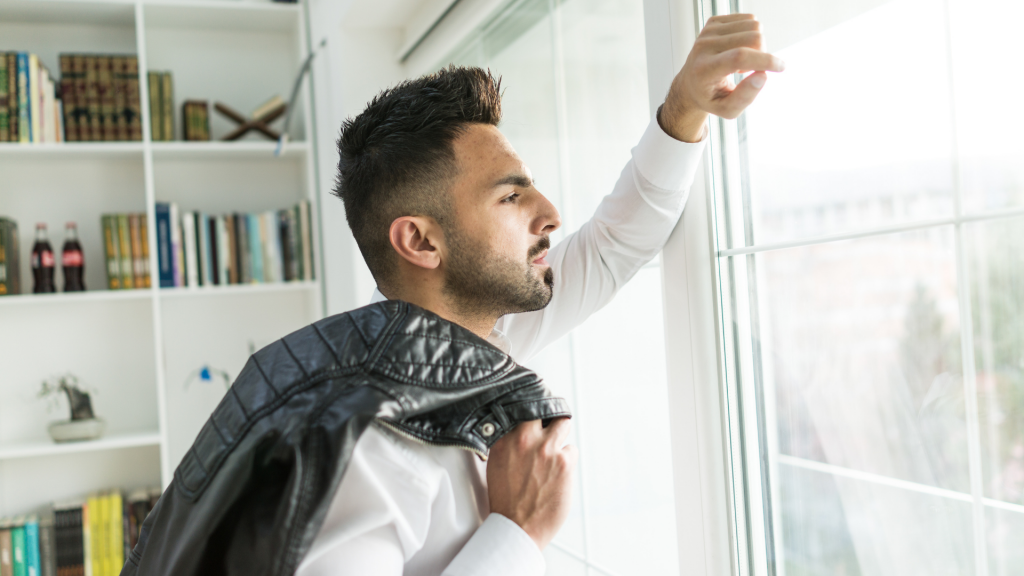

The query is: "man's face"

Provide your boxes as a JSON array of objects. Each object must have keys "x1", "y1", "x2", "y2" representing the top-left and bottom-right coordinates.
[{"x1": 441, "y1": 123, "x2": 562, "y2": 319}]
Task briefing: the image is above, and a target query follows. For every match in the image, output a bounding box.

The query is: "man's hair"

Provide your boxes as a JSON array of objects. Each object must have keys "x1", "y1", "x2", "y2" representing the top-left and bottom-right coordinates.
[{"x1": 333, "y1": 66, "x2": 502, "y2": 290}]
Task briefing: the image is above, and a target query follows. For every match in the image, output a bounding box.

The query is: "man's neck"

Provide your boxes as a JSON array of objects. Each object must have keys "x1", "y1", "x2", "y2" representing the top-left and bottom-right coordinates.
[{"x1": 380, "y1": 286, "x2": 497, "y2": 341}]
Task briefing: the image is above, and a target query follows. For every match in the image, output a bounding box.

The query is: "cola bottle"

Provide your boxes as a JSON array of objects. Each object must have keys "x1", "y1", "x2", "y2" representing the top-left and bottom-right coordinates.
[
  {"x1": 31, "y1": 223, "x2": 56, "y2": 293},
  {"x1": 62, "y1": 222, "x2": 85, "y2": 292}
]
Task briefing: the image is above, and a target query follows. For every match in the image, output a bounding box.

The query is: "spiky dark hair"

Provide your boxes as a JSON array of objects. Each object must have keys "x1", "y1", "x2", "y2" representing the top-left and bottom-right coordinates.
[{"x1": 333, "y1": 66, "x2": 503, "y2": 290}]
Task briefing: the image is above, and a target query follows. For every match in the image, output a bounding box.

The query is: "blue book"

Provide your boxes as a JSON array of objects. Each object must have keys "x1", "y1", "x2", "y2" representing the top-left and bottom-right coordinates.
[
  {"x1": 247, "y1": 213, "x2": 264, "y2": 283},
  {"x1": 155, "y1": 203, "x2": 174, "y2": 287},
  {"x1": 22, "y1": 518, "x2": 38, "y2": 576},
  {"x1": 16, "y1": 53, "x2": 29, "y2": 143}
]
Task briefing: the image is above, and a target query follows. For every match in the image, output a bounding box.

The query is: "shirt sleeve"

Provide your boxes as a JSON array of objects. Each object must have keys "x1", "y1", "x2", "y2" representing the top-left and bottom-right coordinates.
[
  {"x1": 442, "y1": 514, "x2": 546, "y2": 576},
  {"x1": 498, "y1": 114, "x2": 707, "y2": 362}
]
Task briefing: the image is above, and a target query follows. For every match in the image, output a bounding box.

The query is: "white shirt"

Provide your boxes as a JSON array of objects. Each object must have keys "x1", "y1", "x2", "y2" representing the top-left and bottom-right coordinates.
[{"x1": 296, "y1": 116, "x2": 706, "y2": 576}]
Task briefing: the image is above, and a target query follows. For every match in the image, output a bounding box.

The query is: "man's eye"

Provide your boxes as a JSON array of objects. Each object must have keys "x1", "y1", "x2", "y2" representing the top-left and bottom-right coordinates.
[{"x1": 501, "y1": 193, "x2": 520, "y2": 203}]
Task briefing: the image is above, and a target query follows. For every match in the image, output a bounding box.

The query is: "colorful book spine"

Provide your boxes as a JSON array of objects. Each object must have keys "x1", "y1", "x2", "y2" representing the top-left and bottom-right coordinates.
[
  {"x1": 124, "y1": 57, "x2": 141, "y2": 141},
  {"x1": 299, "y1": 200, "x2": 313, "y2": 281},
  {"x1": 198, "y1": 212, "x2": 211, "y2": 286},
  {"x1": 17, "y1": 53, "x2": 29, "y2": 143},
  {"x1": 112, "y1": 57, "x2": 128, "y2": 141},
  {"x1": 155, "y1": 203, "x2": 173, "y2": 288},
  {"x1": 11, "y1": 524, "x2": 25, "y2": 576},
  {"x1": 207, "y1": 216, "x2": 219, "y2": 286},
  {"x1": 129, "y1": 214, "x2": 145, "y2": 289},
  {"x1": 23, "y1": 518, "x2": 38, "y2": 576},
  {"x1": 37, "y1": 517, "x2": 53, "y2": 576},
  {"x1": 84, "y1": 56, "x2": 101, "y2": 142},
  {"x1": 160, "y1": 73, "x2": 173, "y2": 142},
  {"x1": 27, "y1": 54, "x2": 39, "y2": 144},
  {"x1": 224, "y1": 215, "x2": 237, "y2": 285},
  {"x1": 247, "y1": 213, "x2": 263, "y2": 283},
  {"x1": 181, "y1": 212, "x2": 198, "y2": 287},
  {"x1": 146, "y1": 72, "x2": 161, "y2": 142},
  {"x1": 0, "y1": 524, "x2": 12, "y2": 576},
  {"x1": 170, "y1": 203, "x2": 182, "y2": 287}
]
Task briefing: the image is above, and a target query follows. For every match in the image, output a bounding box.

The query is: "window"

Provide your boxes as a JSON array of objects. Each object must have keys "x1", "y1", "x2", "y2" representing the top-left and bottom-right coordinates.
[
  {"x1": 442, "y1": 1, "x2": 679, "y2": 574},
  {"x1": 708, "y1": 0, "x2": 1024, "y2": 574}
]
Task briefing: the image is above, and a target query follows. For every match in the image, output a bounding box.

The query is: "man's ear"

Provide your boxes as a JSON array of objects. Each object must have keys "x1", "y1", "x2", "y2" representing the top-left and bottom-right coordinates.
[{"x1": 389, "y1": 216, "x2": 443, "y2": 270}]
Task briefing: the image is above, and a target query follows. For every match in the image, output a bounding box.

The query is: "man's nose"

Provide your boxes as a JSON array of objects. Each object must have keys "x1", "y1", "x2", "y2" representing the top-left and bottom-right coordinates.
[{"x1": 532, "y1": 192, "x2": 561, "y2": 236}]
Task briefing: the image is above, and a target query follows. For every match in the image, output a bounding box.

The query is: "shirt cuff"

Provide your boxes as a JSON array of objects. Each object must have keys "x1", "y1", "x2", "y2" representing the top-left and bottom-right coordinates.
[
  {"x1": 631, "y1": 113, "x2": 707, "y2": 192},
  {"x1": 442, "y1": 514, "x2": 545, "y2": 576}
]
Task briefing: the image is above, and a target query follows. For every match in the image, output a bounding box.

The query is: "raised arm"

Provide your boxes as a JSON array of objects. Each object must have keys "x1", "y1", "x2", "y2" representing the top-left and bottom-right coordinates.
[{"x1": 498, "y1": 14, "x2": 784, "y2": 362}]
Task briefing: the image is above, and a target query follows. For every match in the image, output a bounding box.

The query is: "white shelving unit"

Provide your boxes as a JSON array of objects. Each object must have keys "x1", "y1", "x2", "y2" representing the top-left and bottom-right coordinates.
[{"x1": 0, "y1": 0, "x2": 324, "y2": 517}]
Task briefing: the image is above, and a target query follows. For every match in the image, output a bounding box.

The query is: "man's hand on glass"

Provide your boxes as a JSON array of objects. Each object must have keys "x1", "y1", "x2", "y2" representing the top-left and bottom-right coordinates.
[{"x1": 660, "y1": 13, "x2": 786, "y2": 142}]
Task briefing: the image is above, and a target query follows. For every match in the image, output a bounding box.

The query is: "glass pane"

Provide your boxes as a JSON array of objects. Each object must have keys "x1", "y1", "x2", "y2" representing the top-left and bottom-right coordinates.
[
  {"x1": 949, "y1": 0, "x2": 1024, "y2": 213},
  {"x1": 572, "y1": 267, "x2": 679, "y2": 575},
  {"x1": 987, "y1": 506, "x2": 1024, "y2": 576},
  {"x1": 740, "y1": 228, "x2": 972, "y2": 570},
  {"x1": 559, "y1": 0, "x2": 650, "y2": 228},
  {"x1": 967, "y1": 216, "x2": 1024, "y2": 508},
  {"x1": 735, "y1": 0, "x2": 956, "y2": 246}
]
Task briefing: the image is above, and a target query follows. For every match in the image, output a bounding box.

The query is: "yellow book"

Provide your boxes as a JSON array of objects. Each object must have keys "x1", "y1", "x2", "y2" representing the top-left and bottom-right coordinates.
[{"x1": 109, "y1": 491, "x2": 124, "y2": 575}]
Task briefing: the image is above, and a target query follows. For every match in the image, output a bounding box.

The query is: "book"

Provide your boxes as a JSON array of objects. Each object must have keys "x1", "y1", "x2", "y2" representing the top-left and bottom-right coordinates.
[
  {"x1": 160, "y1": 73, "x2": 173, "y2": 142},
  {"x1": 111, "y1": 57, "x2": 128, "y2": 141},
  {"x1": 36, "y1": 516, "x2": 53, "y2": 576},
  {"x1": 224, "y1": 215, "x2": 237, "y2": 285},
  {"x1": 10, "y1": 523, "x2": 25, "y2": 576},
  {"x1": 1, "y1": 218, "x2": 21, "y2": 295},
  {"x1": 101, "y1": 215, "x2": 121, "y2": 290},
  {"x1": 71, "y1": 55, "x2": 87, "y2": 141},
  {"x1": 129, "y1": 215, "x2": 145, "y2": 289},
  {"x1": 147, "y1": 71, "x2": 161, "y2": 141},
  {"x1": 206, "y1": 216, "x2": 219, "y2": 286},
  {"x1": 83, "y1": 56, "x2": 100, "y2": 142},
  {"x1": 299, "y1": 200, "x2": 313, "y2": 281},
  {"x1": 0, "y1": 524, "x2": 12, "y2": 576},
  {"x1": 116, "y1": 215, "x2": 134, "y2": 289},
  {"x1": 139, "y1": 213, "x2": 151, "y2": 288},
  {"x1": 247, "y1": 213, "x2": 263, "y2": 283},
  {"x1": 28, "y1": 54, "x2": 40, "y2": 144},
  {"x1": 182, "y1": 212, "x2": 198, "y2": 287},
  {"x1": 0, "y1": 222, "x2": 8, "y2": 295},
  {"x1": 7, "y1": 53, "x2": 18, "y2": 142},
  {"x1": 123, "y1": 57, "x2": 141, "y2": 141},
  {"x1": 155, "y1": 203, "x2": 173, "y2": 288},
  {"x1": 0, "y1": 54, "x2": 9, "y2": 142},
  {"x1": 198, "y1": 212, "x2": 211, "y2": 286},
  {"x1": 235, "y1": 214, "x2": 250, "y2": 284},
  {"x1": 170, "y1": 203, "x2": 182, "y2": 287},
  {"x1": 17, "y1": 53, "x2": 29, "y2": 143},
  {"x1": 23, "y1": 518, "x2": 38, "y2": 576}
]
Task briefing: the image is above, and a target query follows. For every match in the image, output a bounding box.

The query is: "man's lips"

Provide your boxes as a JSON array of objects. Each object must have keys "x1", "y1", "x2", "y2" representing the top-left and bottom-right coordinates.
[{"x1": 532, "y1": 250, "x2": 549, "y2": 266}]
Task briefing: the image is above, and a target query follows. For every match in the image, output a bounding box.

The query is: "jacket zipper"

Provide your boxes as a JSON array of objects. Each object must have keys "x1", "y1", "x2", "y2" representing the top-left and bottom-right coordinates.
[{"x1": 374, "y1": 417, "x2": 488, "y2": 460}]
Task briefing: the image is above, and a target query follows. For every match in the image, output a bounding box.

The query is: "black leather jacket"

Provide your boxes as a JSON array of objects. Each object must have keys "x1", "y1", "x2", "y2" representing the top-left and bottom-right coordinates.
[{"x1": 120, "y1": 300, "x2": 571, "y2": 576}]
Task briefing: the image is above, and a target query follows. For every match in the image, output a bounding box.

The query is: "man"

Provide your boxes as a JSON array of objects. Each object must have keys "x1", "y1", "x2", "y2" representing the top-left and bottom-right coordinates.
[
  {"x1": 121, "y1": 13, "x2": 781, "y2": 576},
  {"x1": 296, "y1": 13, "x2": 783, "y2": 576}
]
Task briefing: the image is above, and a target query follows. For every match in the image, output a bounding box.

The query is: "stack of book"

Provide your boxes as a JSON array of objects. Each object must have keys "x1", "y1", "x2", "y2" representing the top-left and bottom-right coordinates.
[
  {"x1": 147, "y1": 71, "x2": 174, "y2": 141},
  {"x1": 155, "y1": 200, "x2": 314, "y2": 288},
  {"x1": 0, "y1": 217, "x2": 21, "y2": 296},
  {"x1": 101, "y1": 213, "x2": 151, "y2": 290},
  {"x1": 59, "y1": 54, "x2": 142, "y2": 142},
  {"x1": 0, "y1": 52, "x2": 65, "y2": 143},
  {"x1": 181, "y1": 100, "x2": 210, "y2": 141},
  {"x1": 0, "y1": 488, "x2": 159, "y2": 576}
]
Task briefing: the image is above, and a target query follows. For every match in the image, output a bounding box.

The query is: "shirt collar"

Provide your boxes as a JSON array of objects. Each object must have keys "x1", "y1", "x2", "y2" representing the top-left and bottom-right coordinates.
[{"x1": 369, "y1": 288, "x2": 511, "y2": 355}]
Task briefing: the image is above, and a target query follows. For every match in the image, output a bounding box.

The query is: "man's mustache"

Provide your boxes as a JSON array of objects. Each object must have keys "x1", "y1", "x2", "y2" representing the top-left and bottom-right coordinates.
[{"x1": 528, "y1": 236, "x2": 551, "y2": 261}]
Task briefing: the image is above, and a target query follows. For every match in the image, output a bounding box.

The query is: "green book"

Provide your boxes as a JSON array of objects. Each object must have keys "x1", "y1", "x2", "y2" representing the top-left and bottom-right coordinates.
[
  {"x1": 147, "y1": 71, "x2": 161, "y2": 141},
  {"x1": 0, "y1": 53, "x2": 9, "y2": 142},
  {"x1": 10, "y1": 525, "x2": 25, "y2": 576},
  {"x1": 160, "y1": 72, "x2": 173, "y2": 141},
  {"x1": 102, "y1": 215, "x2": 121, "y2": 290},
  {"x1": 117, "y1": 214, "x2": 135, "y2": 289}
]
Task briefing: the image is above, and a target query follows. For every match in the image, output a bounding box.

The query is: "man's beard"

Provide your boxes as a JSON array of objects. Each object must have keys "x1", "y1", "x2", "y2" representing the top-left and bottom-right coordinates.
[{"x1": 442, "y1": 228, "x2": 554, "y2": 320}]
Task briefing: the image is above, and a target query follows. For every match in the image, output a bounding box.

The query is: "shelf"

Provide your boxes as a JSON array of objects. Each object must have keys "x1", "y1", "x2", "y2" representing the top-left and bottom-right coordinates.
[
  {"x1": 0, "y1": 0, "x2": 135, "y2": 27},
  {"x1": 0, "y1": 142, "x2": 145, "y2": 161},
  {"x1": 0, "y1": 289, "x2": 151, "y2": 308},
  {"x1": 0, "y1": 431, "x2": 162, "y2": 461},
  {"x1": 143, "y1": 0, "x2": 300, "y2": 32},
  {"x1": 151, "y1": 140, "x2": 307, "y2": 160},
  {"x1": 159, "y1": 280, "x2": 317, "y2": 298}
]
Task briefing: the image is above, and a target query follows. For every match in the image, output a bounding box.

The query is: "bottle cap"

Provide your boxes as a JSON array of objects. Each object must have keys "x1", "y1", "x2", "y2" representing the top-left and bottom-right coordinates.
[
  {"x1": 36, "y1": 223, "x2": 46, "y2": 229},
  {"x1": 65, "y1": 222, "x2": 77, "y2": 228}
]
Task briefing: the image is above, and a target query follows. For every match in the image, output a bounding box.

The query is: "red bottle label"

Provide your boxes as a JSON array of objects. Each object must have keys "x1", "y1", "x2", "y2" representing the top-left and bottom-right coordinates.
[
  {"x1": 41, "y1": 251, "x2": 55, "y2": 267},
  {"x1": 63, "y1": 250, "x2": 83, "y2": 266}
]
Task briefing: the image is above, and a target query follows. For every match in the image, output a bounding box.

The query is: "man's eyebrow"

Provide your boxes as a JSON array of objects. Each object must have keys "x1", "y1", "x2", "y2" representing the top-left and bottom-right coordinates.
[{"x1": 491, "y1": 173, "x2": 534, "y2": 189}]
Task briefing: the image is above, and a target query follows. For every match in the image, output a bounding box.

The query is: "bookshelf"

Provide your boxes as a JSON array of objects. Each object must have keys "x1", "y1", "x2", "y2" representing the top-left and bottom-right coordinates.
[{"x1": 0, "y1": 0, "x2": 324, "y2": 518}]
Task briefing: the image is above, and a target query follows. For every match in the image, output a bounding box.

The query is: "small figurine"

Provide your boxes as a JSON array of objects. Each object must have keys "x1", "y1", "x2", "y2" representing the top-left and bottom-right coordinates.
[{"x1": 39, "y1": 374, "x2": 105, "y2": 442}]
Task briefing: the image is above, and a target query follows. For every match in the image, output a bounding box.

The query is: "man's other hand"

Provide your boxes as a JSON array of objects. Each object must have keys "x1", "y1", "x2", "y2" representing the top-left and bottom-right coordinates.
[
  {"x1": 660, "y1": 13, "x2": 786, "y2": 142},
  {"x1": 487, "y1": 418, "x2": 577, "y2": 551}
]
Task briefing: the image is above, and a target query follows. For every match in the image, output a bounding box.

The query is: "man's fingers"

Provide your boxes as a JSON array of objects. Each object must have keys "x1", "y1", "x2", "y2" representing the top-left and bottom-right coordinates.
[
  {"x1": 703, "y1": 18, "x2": 760, "y2": 37},
  {"x1": 715, "y1": 72, "x2": 767, "y2": 119},
  {"x1": 545, "y1": 417, "x2": 572, "y2": 449},
  {"x1": 709, "y1": 47, "x2": 785, "y2": 76},
  {"x1": 706, "y1": 13, "x2": 755, "y2": 25},
  {"x1": 700, "y1": 30, "x2": 764, "y2": 53}
]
